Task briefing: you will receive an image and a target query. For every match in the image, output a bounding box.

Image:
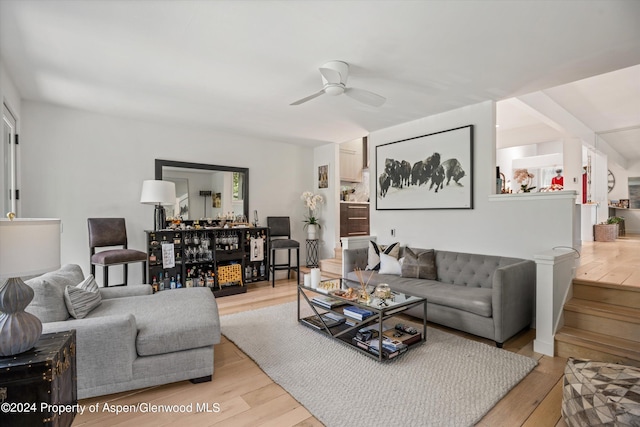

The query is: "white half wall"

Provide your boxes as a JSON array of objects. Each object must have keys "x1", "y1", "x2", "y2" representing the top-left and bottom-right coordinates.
[
  {"x1": 20, "y1": 101, "x2": 313, "y2": 284},
  {"x1": 368, "y1": 101, "x2": 576, "y2": 260}
]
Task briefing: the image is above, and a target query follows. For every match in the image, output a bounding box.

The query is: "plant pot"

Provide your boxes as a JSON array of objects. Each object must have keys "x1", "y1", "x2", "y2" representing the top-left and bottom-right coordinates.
[{"x1": 307, "y1": 224, "x2": 317, "y2": 240}]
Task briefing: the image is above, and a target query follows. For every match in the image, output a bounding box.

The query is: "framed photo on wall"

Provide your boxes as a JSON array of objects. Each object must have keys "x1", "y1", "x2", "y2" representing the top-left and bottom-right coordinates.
[
  {"x1": 375, "y1": 125, "x2": 473, "y2": 210},
  {"x1": 318, "y1": 165, "x2": 329, "y2": 189}
]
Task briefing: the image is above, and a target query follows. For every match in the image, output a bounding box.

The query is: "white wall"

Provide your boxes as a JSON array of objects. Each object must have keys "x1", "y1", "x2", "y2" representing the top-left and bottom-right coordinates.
[
  {"x1": 20, "y1": 101, "x2": 313, "y2": 284},
  {"x1": 368, "y1": 101, "x2": 576, "y2": 260},
  {"x1": 313, "y1": 142, "x2": 339, "y2": 260}
]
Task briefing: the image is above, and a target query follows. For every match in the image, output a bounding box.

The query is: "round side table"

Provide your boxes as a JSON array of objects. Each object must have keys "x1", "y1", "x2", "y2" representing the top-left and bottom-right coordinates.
[{"x1": 306, "y1": 239, "x2": 319, "y2": 267}]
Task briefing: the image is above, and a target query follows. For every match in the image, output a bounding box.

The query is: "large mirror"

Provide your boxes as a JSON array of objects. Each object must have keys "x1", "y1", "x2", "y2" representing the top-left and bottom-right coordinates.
[{"x1": 155, "y1": 159, "x2": 249, "y2": 221}]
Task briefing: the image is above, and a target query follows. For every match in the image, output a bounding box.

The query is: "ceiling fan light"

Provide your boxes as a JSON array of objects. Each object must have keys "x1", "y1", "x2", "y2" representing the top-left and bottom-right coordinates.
[{"x1": 324, "y1": 84, "x2": 345, "y2": 96}]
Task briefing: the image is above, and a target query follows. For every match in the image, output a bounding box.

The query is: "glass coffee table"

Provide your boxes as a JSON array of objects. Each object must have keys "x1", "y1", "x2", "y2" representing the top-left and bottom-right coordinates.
[{"x1": 298, "y1": 277, "x2": 427, "y2": 361}]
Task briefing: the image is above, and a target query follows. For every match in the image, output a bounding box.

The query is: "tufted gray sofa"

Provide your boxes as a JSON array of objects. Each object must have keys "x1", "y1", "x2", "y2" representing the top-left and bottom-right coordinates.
[
  {"x1": 25, "y1": 264, "x2": 221, "y2": 399},
  {"x1": 342, "y1": 248, "x2": 536, "y2": 346}
]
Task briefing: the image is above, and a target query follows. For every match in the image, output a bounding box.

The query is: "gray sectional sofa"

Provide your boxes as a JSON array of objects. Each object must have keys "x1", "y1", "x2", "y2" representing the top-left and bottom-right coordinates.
[
  {"x1": 25, "y1": 264, "x2": 221, "y2": 399},
  {"x1": 343, "y1": 247, "x2": 536, "y2": 346}
]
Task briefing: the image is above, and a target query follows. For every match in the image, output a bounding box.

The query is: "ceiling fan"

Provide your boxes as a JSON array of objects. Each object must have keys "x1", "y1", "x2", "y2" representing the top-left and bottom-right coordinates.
[{"x1": 290, "y1": 60, "x2": 386, "y2": 107}]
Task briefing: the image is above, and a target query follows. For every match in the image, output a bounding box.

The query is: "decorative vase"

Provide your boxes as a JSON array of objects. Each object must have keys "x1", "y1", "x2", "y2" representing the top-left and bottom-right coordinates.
[
  {"x1": 0, "y1": 277, "x2": 43, "y2": 356},
  {"x1": 307, "y1": 224, "x2": 317, "y2": 240}
]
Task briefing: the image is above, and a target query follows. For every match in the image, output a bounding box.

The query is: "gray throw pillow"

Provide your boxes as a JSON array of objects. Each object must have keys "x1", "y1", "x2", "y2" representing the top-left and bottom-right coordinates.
[
  {"x1": 64, "y1": 274, "x2": 102, "y2": 319},
  {"x1": 401, "y1": 247, "x2": 437, "y2": 280},
  {"x1": 25, "y1": 264, "x2": 85, "y2": 322}
]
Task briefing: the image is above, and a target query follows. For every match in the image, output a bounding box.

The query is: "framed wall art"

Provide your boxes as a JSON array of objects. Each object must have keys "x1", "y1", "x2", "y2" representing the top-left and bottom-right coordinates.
[
  {"x1": 375, "y1": 125, "x2": 473, "y2": 210},
  {"x1": 318, "y1": 165, "x2": 329, "y2": 189}
]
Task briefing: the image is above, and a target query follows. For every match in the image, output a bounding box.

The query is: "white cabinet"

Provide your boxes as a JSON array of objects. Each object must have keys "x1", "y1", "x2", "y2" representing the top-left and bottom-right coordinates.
[{"x1": 340, "y1": 138, "x2": 363, "y2": 182}]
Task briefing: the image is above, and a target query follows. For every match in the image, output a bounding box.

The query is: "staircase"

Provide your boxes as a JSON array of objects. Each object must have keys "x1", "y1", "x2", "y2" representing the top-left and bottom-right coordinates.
[
  {"x1": 318, "y1": 247, "x2": 343, "y2": 279},
  {"x1": 555, "y1": 278, "x2": 640, "y2": 367}
]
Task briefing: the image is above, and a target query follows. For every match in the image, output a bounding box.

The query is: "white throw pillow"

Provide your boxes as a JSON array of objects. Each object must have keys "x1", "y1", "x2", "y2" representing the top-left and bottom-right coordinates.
[
  {"x1": 64, "y1": 274, "x2": 102, "y2": 319},
  {"x1": 366, "y1": 241, "x2": 400, "y2": 270},
  {"x1": 378, "y1": 253, "x2": 402, "y2": 275}
]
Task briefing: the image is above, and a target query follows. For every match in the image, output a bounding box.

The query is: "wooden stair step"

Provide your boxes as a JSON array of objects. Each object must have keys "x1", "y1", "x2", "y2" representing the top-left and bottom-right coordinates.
[
  {"x1": 563, "y1": 298, "x2": 640, "y2": 342},
  {"x1": 564, "y1": 298, "x2": 640, "y2": 324},
  {"x1": 572, "y1": 278, "x2": 640, "y2": 309},
  {"x1": 555, "y1": 326, "x2": 640, "y2": 367},
  {"x1": 319, "y1": 258, "x2": 342, "y2": 276}
]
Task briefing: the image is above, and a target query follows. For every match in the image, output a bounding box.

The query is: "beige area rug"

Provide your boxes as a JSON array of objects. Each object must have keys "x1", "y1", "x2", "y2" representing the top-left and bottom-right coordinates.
[{"x1": 220, "y1": 302, "x2": 537, "y2": 427}]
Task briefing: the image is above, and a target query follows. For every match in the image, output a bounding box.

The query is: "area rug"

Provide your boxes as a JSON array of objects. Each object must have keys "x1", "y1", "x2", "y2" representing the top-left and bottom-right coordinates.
[{"x1": 220, "y1": 302, "x2": 537, "y2": 427}]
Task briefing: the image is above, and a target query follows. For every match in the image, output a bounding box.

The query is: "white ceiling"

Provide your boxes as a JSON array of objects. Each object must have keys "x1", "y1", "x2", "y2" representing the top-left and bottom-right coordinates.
[{"x1": 1, "y1": 0, "x2": 639, "y2": 149}]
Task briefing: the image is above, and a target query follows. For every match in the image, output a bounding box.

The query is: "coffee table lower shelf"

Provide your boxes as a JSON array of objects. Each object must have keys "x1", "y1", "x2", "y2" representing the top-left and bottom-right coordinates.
[{"x1": 297, "y1": 281, "x2": 427, "y2": 362}]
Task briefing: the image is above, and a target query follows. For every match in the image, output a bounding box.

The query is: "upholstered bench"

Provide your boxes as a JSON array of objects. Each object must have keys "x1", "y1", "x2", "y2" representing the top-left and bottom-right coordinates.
[{"x1": 562, "y1": 358, "x2": 640, "y2": 426}]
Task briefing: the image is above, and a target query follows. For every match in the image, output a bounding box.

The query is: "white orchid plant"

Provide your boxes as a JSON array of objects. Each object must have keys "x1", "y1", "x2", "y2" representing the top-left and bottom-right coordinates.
[{"x1": 301, "y1": 191, "x2": 324, "y2": 229}]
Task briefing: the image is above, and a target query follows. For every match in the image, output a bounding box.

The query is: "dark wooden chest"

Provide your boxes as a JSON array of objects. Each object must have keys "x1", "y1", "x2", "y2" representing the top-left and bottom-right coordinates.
[{"x1": 0, "y1": 331, "x2": 77, "y2": 427}]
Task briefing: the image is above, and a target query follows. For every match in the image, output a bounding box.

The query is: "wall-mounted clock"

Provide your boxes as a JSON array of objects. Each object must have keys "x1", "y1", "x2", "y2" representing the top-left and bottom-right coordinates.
[{"x1": 608, "y1": 170, "x2": 615, "y2": 193}]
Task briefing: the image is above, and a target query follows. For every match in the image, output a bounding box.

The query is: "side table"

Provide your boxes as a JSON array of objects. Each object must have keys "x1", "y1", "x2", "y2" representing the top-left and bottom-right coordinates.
[
  {"x1": 306, "y1": 239, "x2": 319, "y2": 267},
  {"x1": 0, "y1": 331, "x2": 77, "y2": 427}
]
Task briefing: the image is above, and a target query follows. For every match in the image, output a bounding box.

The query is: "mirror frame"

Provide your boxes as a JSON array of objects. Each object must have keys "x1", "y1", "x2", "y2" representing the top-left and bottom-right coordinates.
[{"x1": 155, "y1": 159, "x2": 249, "y2": 219}]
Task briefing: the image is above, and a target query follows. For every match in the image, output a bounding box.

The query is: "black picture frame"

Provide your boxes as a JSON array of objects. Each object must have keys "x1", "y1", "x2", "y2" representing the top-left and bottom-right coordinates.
[{"x1": 375, "y1": 125, "x2": 473, "y2": 210}]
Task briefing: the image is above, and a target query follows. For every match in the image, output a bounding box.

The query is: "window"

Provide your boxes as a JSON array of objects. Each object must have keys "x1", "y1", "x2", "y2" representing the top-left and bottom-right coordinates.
[
  {"x1": 232, "y1": 172, "x2": 243, "y2": 201},
  {"x1": 2, "y1": 103, "x2": 18, "y2": 216}
]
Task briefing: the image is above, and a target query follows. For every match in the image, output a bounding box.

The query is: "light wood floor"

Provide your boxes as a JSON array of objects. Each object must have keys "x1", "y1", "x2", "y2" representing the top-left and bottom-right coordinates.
[{"x1": 72, "y1": 235, "x2": 640, "y2": 427}]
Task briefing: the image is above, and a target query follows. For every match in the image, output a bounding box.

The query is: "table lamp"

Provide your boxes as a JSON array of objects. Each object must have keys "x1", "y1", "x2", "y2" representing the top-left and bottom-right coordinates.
[
  {"x1": 0, "y1": 217, "x2": 61, "y2": 356},
  {"x1": 140, "y1": 180, "x2": 176, "y2": 231}
]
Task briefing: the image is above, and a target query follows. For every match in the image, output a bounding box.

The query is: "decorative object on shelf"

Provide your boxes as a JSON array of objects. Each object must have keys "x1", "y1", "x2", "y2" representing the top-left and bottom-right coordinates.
[
  {"x1": 140, "y1": 180, "x2": 177, "y2": 231},
  {"x1": 513, "y1": 168, "x2": 536, "y2": 193},
  {"x1": 0, "y1": 218, "x2": 61, "y2": 356},
  {"x1": 310, "y1": 268, "x2": 321, "y2": 289},
  {"x1": 374, "y1": 283, "x2": 392, "y2": 307},
  {"x1": 301, "y1": 191, "x2": 324, "y2": 239},
  {"x1": 353, "y1": 267, "x2": 372, "y2": 304}
]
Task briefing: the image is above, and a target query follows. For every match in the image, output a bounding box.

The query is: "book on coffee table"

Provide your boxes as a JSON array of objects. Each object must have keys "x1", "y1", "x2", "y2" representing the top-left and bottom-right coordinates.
[
  {"x1": 343, "y1": 306, "x2": 373, "y2": 321},
  {"x1": 301, "y1": 314, "x2": 346, "y2": 330},
  {"x1": 383, "y1": 329, "x2": 422, "y2": 346},
  {"x1": 311, "y1": 295, "x2": 349, "y2": 309}
]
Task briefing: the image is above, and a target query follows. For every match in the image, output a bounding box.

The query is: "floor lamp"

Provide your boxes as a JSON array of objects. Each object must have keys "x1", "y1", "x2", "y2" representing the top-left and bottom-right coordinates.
[{"x1": 0, "y1": 218, "x2": 61, "y2": 356}]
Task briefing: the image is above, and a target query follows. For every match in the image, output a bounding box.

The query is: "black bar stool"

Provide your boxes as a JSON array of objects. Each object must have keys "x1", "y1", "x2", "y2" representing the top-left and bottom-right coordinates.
[{"x1": 267, "y1": 216, "x2": 300, "y2": 287}]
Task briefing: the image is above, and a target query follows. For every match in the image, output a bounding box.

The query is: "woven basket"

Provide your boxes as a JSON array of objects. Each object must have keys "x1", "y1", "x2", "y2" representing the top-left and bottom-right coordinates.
[{"x1": 594, "y1": 224, "x2": 618, "y2": 242}]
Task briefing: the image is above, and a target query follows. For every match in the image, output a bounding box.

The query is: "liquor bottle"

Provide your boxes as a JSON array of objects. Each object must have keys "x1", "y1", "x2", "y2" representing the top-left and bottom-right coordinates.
[
  {"x1": 245, "y1": 265, "x2": 252, "y2": 281},
  {"x1": 163, "y1": 273, "x2": 170, "y2": 290},
  {"x1": 158, "y1": 272, "x2": 165, "y2": 291},
  {"x1": 152, "y1": 276, "x2": 158, "y2": 293},
  {"x1": 170, "y1": 276, "x2": 176, "y2": 289},
  {"x1": 260, "y1": 262, "x2": 265, "y2": 277},
  {"x1": 176, "y1": 274, "x2": 182, "y2": 288},
  {"x1": 206, "y1": 271, "x2": 215, "y2": 288},
  {"x1": 252, "y1": 265, "x2": 257, "y2": 278}
]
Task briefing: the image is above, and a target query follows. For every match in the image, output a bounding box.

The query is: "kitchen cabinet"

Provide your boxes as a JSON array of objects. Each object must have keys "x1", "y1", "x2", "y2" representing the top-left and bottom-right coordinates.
[
  {"x1": 340, "y1": 138, "x2": 363, "y2": 182},
  {"x1": 340, "y1": 203, "x2": 370, "y2": 237}
]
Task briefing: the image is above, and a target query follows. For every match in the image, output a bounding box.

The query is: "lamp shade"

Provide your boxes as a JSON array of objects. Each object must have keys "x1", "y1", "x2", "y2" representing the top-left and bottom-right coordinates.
[
  {"x1": 0, "y1": 218, "x2": 61, "y2": 280},
  {"x1": 140, "y1": 180, "x2": 176, "y2": 205}
]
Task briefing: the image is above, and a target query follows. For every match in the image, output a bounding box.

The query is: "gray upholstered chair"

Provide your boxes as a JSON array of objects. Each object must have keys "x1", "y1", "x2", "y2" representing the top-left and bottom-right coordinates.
[
  {"x1": 267, "y1": 216, "x2": 299, "y2": 287},
  {"x1": 88, "y1": 218, "x2": 147, "y2": 287}
]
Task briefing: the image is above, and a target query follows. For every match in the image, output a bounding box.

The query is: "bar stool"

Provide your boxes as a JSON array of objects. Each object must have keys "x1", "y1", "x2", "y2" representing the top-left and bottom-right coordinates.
[
  {"x1": 88, "y1": 218, "x2": 147, "y2": 286},
  {"x1": 267, "y1": 216, "x2": 300, "y2": 287}
]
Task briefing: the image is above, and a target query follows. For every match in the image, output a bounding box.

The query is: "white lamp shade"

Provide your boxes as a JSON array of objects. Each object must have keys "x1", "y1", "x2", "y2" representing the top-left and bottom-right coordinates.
[
  {"x1": 140, "y1": 180, "x2": 176, "y2": 205},
  {"x1": 0, "y1": 219, "x2": 61, "y2": 280}
]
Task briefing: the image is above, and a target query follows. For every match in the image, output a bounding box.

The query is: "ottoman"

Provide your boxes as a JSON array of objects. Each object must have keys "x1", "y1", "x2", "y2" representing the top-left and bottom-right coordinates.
[{"x1": 562, "y1": 358, "x2": 640, "y2": 426}]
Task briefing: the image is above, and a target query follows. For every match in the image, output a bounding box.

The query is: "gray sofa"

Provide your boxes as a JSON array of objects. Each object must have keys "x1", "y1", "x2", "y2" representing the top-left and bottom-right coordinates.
[
  {"x1": 25, "y1": 264, "x2": 221, "y2": 399},
  {"x1": 343, "y1": 247, "x2": 536, "y2": 346}
]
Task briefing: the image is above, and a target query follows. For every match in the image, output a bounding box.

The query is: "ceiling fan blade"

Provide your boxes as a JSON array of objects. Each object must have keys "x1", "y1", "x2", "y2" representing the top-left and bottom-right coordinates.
[
  {"x1": 319, "y1": 67, "x2": 342, "y2": 85},
  {"x1": 345, "y1": 87, "x2": 386, "y2": 107},
  {"x1": 290, "y1": 89, "x2": 325, "y2": 106}
]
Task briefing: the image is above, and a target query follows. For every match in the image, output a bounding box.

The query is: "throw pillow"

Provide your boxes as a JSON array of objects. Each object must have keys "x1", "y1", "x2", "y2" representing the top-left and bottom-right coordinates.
[
  {"x1": 25, "y1": 264, "x2": 85, "y2": 322},
  {"x1": 64, "y1": 274, "x2": 102, "y2": 319},
  {"x1": 378, "y1": 253, "x2": 402, "y2": 275},
  {"x1": 366, "y1": 241, "x2": 400, "y2": 270},
  {"x1": 401, "y1": 247, "x2": 437, "y2": 280}
]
